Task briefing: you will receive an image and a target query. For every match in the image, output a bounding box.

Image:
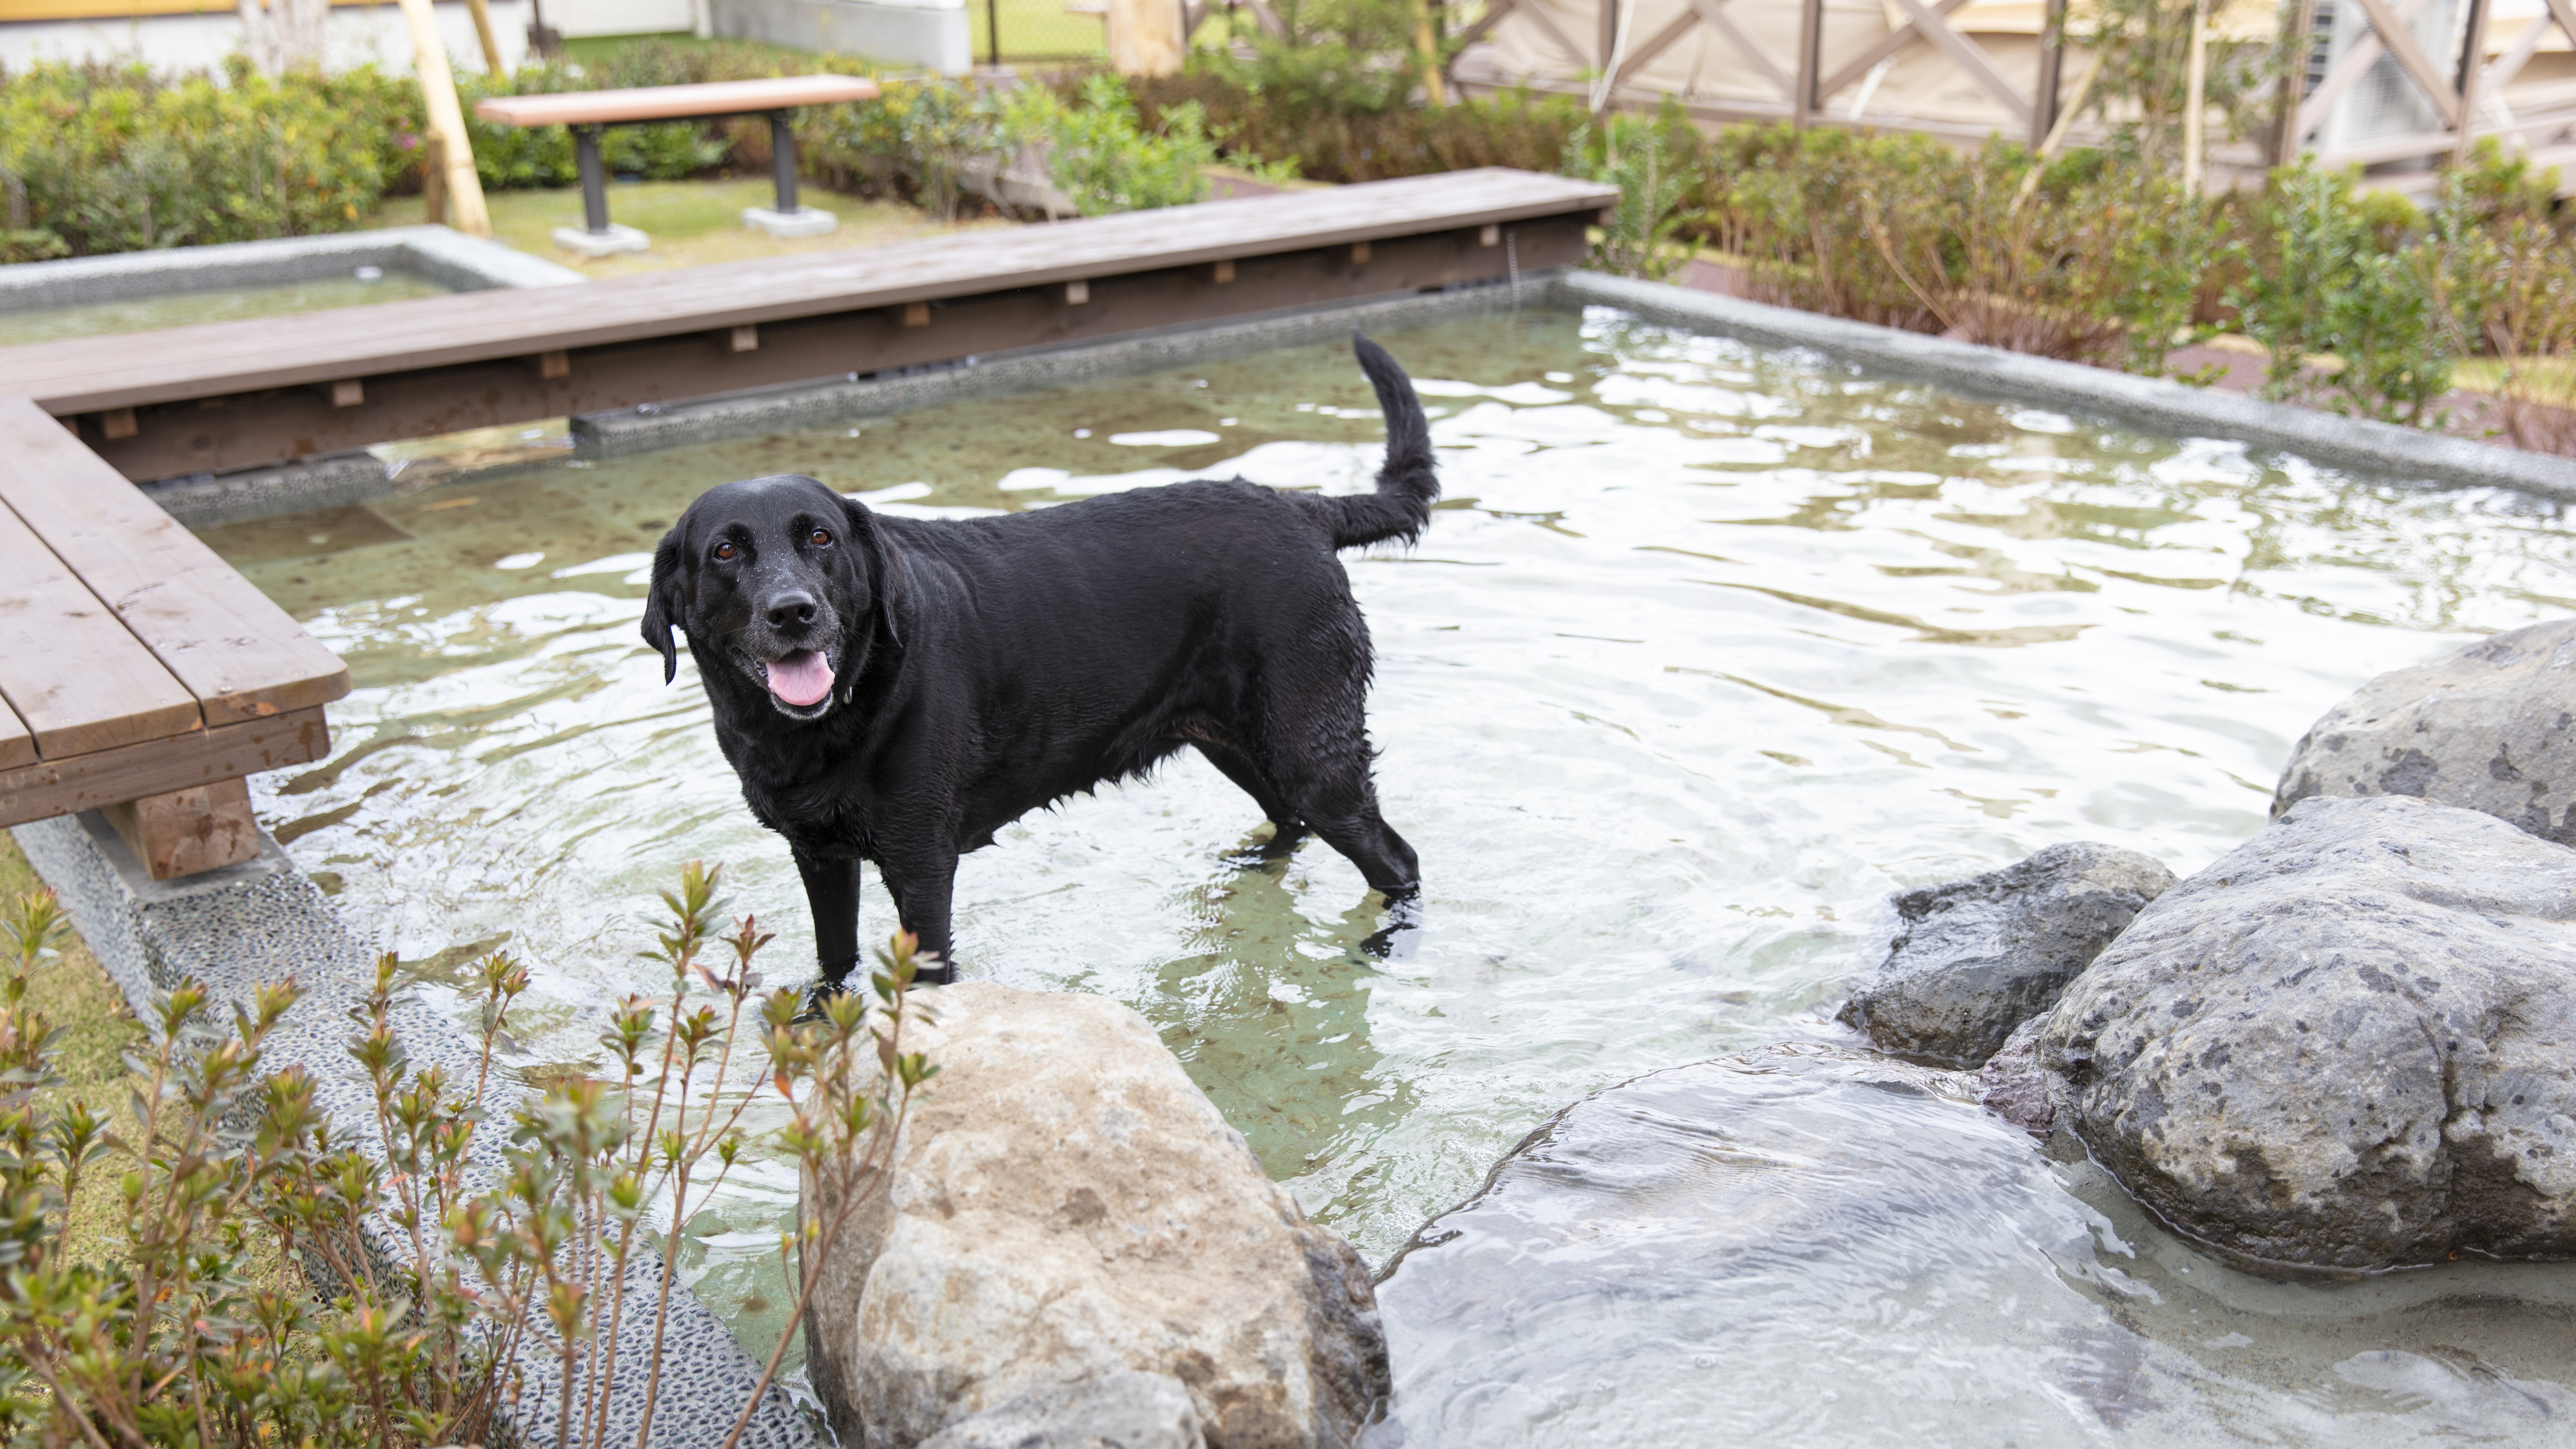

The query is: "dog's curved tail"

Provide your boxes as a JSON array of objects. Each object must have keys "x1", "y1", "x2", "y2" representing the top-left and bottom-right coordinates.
[{"x1": 1319, "y1": 332, "x2": 1440, "y2": 550}]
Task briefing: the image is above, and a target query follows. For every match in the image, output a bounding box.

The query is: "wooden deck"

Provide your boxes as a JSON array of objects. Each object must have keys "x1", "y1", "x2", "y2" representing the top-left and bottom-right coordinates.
[
  {"x1": 0, "y1": 397, "x2": 348, "y2": 872},
  {"x1": 0, "y1": 168, "x2": 1614, "y2": 480},
  {"x1": 0, "y1": 170, "x2": 1606, "y2": 875}
]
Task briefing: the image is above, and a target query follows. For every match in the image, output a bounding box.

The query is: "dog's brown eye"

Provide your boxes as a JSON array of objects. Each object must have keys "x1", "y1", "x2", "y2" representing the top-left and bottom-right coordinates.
[
  {"x1": 712, "y1": 541, "x2": 736, "y2": 561},
  {"x1": 809, "y1": 528, "x2": 832, "y2": 546}
]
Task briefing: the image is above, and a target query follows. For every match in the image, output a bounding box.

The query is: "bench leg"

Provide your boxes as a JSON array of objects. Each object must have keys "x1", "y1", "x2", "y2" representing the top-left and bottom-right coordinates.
[
  {"x1": 578, "y1": 123, "x2": 610, "y2": 233},
  {"x1": 103, "y1": 778, "x2": 261, "y2": 881},
  {"x1": 769, "y1": 110, "x2": 799, "y2": 216}
]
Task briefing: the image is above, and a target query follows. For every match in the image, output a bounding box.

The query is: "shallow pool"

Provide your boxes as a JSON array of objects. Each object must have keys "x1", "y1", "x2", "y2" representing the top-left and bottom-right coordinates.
[
  {"x1": 203, "y1": 307, "x2": 2576, "y2": 1445},
  {"x1": 0, "y1": 268, "x2": 452, "y2": 346}
]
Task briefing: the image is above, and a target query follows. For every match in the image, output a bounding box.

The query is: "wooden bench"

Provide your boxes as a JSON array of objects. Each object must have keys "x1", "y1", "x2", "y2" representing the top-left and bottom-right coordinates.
[
  {"x1": 473, "y1": 75, "x2": 881, "y2": 251},
  {"x1": 0, "y1": 168, "x2": 1617, "y2": 482},
  {"x1": 0, "y1": 398, "x2": 349, "y2": 878}
]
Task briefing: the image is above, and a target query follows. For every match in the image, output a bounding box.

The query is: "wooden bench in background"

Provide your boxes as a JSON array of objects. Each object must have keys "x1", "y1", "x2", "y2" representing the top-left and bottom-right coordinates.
[
  {"x1": 0, "y1": 398, "x2": 348, "y2": 879},
  {"x1": 473, "y1": 75, "x2": 881, "y2": 254}
]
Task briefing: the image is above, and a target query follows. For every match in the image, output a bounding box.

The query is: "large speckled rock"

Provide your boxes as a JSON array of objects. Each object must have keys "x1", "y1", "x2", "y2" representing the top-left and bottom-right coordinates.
[
  {"x1": 2273, "y1": 618, "x2": 2576, "y2": 845},
  {"x1": 802, "y1": 983, "x2": 1388, "y2": 1449},
  {"x1": 1837, "y1": 842, "x2": 2175, "y2": 1069},
  {"x1": 917, "y1": 1372, "x2": 1203, "y2": 1449},
  {"x1": 2038, "y1": 795, "x2": 2576, "y2": 1276}
]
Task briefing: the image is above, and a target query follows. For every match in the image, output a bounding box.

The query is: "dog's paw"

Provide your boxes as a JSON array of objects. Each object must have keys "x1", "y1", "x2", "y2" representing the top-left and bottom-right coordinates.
[
  {"x1": 1220, "y1": 822, "x2": 1307, "y2": 871},
  {"x1": 792, "y1": 978, "x2": 850, "y2": 1024},
  {"x1": 1359, "y1": 891, "x2": 1425, "y2": 961}
]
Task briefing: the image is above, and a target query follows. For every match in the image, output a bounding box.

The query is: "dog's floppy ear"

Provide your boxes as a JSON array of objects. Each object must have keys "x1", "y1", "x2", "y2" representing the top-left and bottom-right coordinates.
[
  {"x1": 844, "y1": 497, "x2": 905, "y2": 652},
  {"x1": 639, "y1": 529, "x2": 686, "y2": 684}
]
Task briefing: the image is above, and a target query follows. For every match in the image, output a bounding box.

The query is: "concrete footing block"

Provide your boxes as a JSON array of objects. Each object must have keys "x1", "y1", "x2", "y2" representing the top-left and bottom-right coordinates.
[
  {"x1": 554, "y1": 223, "x2": 652, "y2": 258},
  {"x1": 7, "y1": 811, "x2": 822, "y2": 1449},
  {"x1": 743, "y1": 205, "x2": 838, "y2": 238}
]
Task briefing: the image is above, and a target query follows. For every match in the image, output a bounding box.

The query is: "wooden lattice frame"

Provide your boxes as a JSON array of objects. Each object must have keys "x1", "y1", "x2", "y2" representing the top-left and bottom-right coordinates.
[{"x1": 2285, "y1": 0, "x2": 2576, "y2": 167}]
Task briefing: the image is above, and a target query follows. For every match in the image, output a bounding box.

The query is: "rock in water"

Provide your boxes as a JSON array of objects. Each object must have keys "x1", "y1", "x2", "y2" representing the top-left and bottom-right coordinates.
[
  {"x1": 2041, "y1": 795, "x2": 2576, "y2": 1275},
  {"x1": 917, "y1": 1373, "x2": 1203, "y2": 1449},
  {"x1": 1838, "y1": 843, "x2": 2175, "y2": 1068},
  {"x1": 801, "y1": 982, "x2": 1388, "y2": 1449},
  {"x1": 1373, "y1": 1045, "x2": 2151, "y2": 1445},
  {"x1": 2273, "y1": 617, "x2": 2576, "y2": 845}
]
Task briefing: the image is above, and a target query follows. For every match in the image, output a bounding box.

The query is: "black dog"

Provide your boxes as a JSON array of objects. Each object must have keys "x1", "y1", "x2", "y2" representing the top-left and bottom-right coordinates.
[{"x1": 642, "y1": 334, "x2": 1435, "y2": 986}]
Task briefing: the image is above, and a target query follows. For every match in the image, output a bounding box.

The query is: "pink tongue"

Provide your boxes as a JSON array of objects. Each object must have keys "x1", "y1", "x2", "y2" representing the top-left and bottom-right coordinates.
[{"x1": 766, "y1": 650, "x2": 835, "y2": 707}]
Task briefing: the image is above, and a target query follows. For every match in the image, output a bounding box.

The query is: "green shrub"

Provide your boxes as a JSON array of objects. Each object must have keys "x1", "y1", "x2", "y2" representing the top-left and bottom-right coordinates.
[
  {"x1": 1191, "y1": 0, "x2": 1431, "y2": 121},
  {"x1": 1010, "y1": 74, "x2": 1218, "y2": 215},
  {"x1": 2231, "y1": 164, "x2": 2453, "y2": 425},
  {"x1": 1715, "y1": 126, "x2": 2224, "y2": 376},
  {"x1": 807, "y1": 74, "x2": 1229, "y2": 219},
  {"x1": 0, "y1": 60, "x2": 397, "y2": 255},
  {"x1": 1562, "y1": 99, "x2": 1706, "y2": 282},
  {"x1": 805, "y1": 76, "x2": 1013, "y2": 216},
  {"x1": 0, "y1": 867, "x2": 936, "y2": 1449},
  {"x1": 1127, "y1": 74, "x2": 1582, "y2": 183}
]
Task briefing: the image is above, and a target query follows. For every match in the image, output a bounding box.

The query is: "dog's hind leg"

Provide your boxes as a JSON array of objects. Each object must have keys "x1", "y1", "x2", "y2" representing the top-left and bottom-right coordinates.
[
  {"x1": 1195, "y1": 738, "x2": 1308, "y2": 858},
  {"x1": 795, "y1": 851, "x2": 863, "y2": 987},
  {"x1": 1251, "y1": 689, "x2": 1420, "y2": 898},
  {"x1": 1309, "y1": 806, "x2": 1420, "y2": 899}
]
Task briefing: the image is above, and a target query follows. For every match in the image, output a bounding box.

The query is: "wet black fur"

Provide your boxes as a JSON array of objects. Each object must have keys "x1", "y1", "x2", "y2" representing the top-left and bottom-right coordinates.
[{"x1": 641, "y1": 334, "x2": 1436, "y2": 985}]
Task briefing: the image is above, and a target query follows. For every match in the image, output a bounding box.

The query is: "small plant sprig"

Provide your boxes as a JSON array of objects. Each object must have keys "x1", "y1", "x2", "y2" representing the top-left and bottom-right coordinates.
[{"x1": 0, "y1": 861, "x2": 939, "y2": 1449}]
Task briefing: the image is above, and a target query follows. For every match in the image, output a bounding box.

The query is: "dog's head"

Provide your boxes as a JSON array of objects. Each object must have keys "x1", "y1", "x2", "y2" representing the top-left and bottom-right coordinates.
[{"x1": 641, "y1": 474, "x2": 904, "y2": 721}]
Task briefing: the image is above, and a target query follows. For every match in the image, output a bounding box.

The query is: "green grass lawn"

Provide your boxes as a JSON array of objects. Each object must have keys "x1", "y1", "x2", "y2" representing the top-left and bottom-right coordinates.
[
  {"x1": 968, "y1": 0, "x2": 1109, "y2": 63},
  {"x1": 371, "y1": 176, "x2": 1003, "y2": 278}
]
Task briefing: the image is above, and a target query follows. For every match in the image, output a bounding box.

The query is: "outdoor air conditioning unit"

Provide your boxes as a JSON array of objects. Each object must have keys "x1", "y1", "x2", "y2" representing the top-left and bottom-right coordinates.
[{"x1": 2309, "y1": 0, "x2": 2462, "y2": 156}]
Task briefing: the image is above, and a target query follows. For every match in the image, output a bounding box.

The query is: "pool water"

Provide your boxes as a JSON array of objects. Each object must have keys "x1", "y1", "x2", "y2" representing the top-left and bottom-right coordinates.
[
  {"x1": 201, "y1": 307, "x2": 2576, "y2": 1445},
  {"x1": 0, "y1": 270, "x2": 452, "y2": 346}
]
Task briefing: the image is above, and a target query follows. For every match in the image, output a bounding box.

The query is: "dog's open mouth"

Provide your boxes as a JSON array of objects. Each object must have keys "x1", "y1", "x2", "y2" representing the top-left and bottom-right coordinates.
[{"x1": 761, "y1": 649, "x2": 836, "y2": 708}]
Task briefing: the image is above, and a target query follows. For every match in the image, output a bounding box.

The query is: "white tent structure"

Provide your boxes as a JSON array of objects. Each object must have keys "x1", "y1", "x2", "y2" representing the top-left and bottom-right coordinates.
[{"x1": 1447, "y1": 0, "x2": 2576, "y2": 190}]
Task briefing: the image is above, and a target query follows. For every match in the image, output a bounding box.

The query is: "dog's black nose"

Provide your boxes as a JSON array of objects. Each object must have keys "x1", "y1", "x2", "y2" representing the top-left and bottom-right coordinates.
[{"x1": 764, "y1": 589, "x2": 819, "y2": 628}]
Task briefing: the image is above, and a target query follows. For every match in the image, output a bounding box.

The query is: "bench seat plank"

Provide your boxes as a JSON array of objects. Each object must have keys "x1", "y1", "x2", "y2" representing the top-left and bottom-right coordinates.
[
  {"x1": 0, "y1": 398, "x2": 351, "y2": 728},
  {"x1": 0, "y1": 170, "x2": 1619, "y2": 415},
  {"x1": 0, "y1": 492, "x2": 202, "y2": 759},
  {"x1": 0, "y1": 695, "x2": 33, "y2": 772},
  {"x1": 473, "y1": 75, "x2": 879, "y2": 128},
  {"x1": 0, "y1": 705, "x2": 330, "y2": 830}
]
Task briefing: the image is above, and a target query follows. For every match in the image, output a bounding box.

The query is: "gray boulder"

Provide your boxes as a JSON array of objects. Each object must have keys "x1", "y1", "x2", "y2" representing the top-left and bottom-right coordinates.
[
  {"x1": 1838, "y1": 842, "x2": 2175, "y2": 1068},
  {"x1": 1372, "y1": 1044, "x2": 2148, "y2": 1443},
  {"x1": 802, "y1": 983, "x2": 1388, "y2": 1449},
  {"x1": 2039, "y1": 794, "x2": 2576, "y2": 1276},
  {"x1": 2273, "y1": 617, "x2": 2576, "y2": 845},
  {"x1": 918, "y1": 1373, "x2": 1203, "y2": 1449}
]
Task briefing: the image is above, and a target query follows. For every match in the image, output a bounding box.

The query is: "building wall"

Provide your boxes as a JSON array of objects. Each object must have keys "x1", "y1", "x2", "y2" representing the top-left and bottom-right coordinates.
[
  {"x1": 543, "y1": 0, "x2": 697, "y2": 38},
  {"x1": 0, "y1": 0, "x2": 533, "y2": 75}
]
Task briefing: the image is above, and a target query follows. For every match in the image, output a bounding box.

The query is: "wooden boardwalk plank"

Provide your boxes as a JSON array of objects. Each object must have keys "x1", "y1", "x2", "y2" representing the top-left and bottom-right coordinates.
[
  {"x1": 0, "y1": 694, "x2": 35, "y2": 773},
  {"x1": 0, "y1": 489, "x2": 201, "y2": 759},
  {"x1": 474, "y1": 76, "x2": 878, "y2": 127},
  {"x1": 0, "y1": 170, "x2": 1616, "y2": 414},
  {"x1": 0, "y1": 398, "x2": 350, "y2": 728},
  {"x1": 0, "y1": 705, "x2": 330, "y2": 830}
]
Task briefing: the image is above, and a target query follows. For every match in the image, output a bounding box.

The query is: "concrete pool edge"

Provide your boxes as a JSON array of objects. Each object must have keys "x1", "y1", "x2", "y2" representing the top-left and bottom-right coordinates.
[
  {"x1": 1557, "y1": 272, "x2": 2576, "y2": 501},
  {"x1": 149, "y1": 268, "x2": 2576, "y2": 532},
  {"x1": 6, "y1": 812, "x2": 824, "y2": 1449},
  {"x1": 0, "y1": 226, "x2": 586, "y2": 307}
]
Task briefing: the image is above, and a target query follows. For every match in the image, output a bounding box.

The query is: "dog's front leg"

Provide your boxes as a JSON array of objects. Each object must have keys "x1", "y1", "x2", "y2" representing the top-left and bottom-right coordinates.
[
  {"x1": 794, "y1": 850, "x2": 863, "y2": 987},
  {"x1": 877, "y1": 847, "x2": 960, "y2": 985}
]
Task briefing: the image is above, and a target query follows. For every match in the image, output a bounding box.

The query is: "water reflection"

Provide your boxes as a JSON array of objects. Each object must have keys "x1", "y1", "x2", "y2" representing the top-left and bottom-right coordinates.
[{"x1": 200, "y1": 307, "x2": 2576, "y2": 1443}]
